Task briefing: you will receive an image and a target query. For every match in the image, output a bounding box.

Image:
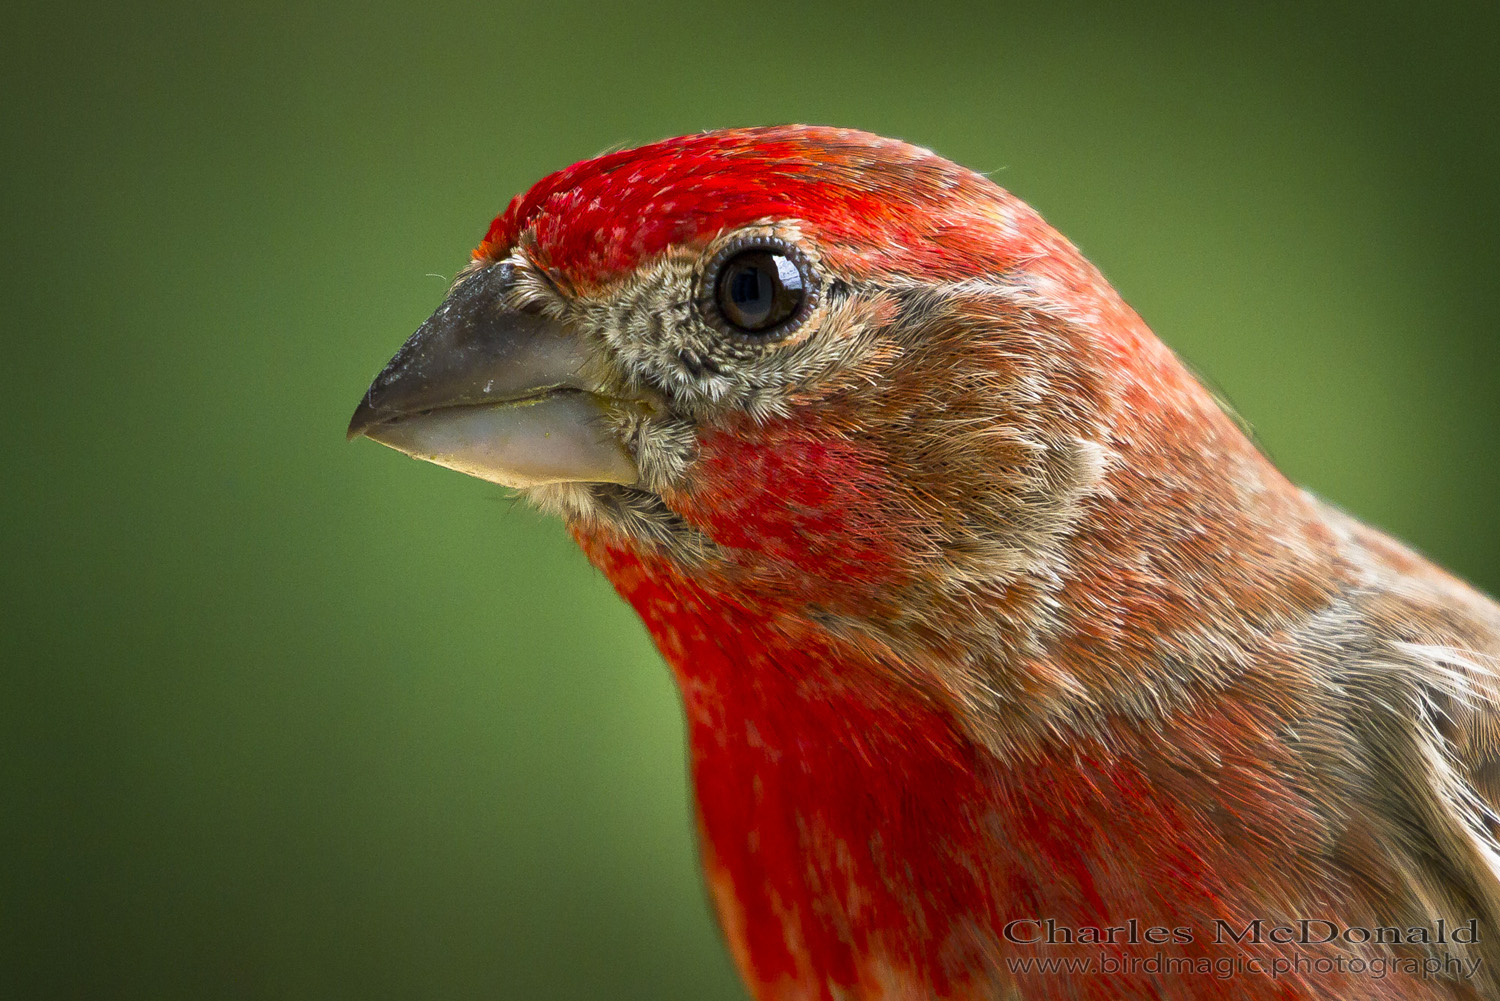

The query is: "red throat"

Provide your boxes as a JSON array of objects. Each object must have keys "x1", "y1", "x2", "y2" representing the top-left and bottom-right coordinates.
[{"x1": 573, "y1": 536, "x2": 1450, "y2": 1001}]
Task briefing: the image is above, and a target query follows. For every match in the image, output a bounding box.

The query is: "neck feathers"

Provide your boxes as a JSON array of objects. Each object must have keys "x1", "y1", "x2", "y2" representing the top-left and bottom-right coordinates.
[{"x1": 576, "y1": 536, "x2": 1439, "y2": 1000}]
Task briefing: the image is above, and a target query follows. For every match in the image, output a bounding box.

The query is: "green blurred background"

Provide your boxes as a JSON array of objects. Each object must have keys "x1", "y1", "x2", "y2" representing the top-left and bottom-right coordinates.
[{"x1": 3, "y1": 1, "x2": 1496, "y2": 997}]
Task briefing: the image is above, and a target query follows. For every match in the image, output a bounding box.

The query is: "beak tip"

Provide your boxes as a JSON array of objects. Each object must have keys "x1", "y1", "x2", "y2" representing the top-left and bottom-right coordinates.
[{"x1": 346, "y1": 399, "x2": 380, "y2": 442}]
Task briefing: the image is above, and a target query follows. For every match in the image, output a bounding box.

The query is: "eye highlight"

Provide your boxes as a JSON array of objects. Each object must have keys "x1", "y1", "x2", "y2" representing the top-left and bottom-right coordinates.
[{"x1": 701, "y1": 237, "x2": 818, "y2": 339}]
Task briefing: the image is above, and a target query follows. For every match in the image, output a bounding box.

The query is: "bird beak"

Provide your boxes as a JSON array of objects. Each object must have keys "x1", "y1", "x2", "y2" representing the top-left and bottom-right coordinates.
[{"x1": 347, "y1": 263, "x2": 639, "y2": 488}]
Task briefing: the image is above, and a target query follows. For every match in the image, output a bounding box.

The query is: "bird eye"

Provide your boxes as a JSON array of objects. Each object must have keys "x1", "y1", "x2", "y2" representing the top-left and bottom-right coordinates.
[{"x1": 703, "y1": 239, "x2": 817, "y2": 338}]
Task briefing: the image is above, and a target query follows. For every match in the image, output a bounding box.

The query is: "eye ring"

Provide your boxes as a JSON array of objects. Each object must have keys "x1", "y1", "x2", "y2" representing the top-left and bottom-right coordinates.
[{"x1": 698, "y1": 236, "x2": 820, "y2": 340}]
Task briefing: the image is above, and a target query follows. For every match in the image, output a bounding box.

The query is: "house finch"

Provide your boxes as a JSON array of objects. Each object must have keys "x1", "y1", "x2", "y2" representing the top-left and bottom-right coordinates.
[{"x1": 347, "y1": 126, "x2": 1500, "y2": 1000}]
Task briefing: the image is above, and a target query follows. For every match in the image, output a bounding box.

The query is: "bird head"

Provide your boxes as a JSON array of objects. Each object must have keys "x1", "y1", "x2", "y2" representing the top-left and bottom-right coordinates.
[{"x1": 349, "y1": 126, "x2": 1329, "y2": 740}]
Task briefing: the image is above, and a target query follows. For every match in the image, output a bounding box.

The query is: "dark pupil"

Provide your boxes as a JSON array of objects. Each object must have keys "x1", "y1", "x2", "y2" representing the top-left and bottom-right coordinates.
[{"x1": 717, "y1": 250, "x2": 804, "y2": 332}]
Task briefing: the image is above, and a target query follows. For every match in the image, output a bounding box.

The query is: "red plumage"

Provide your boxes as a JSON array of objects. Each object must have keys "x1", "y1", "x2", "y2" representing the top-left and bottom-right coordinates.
[
  {"x1": 478, "y1": 130, "x2": 1086, "y2": 291},
  {"x1": 354, "y1": 126, "x2": 1500, "y2": 999}
]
